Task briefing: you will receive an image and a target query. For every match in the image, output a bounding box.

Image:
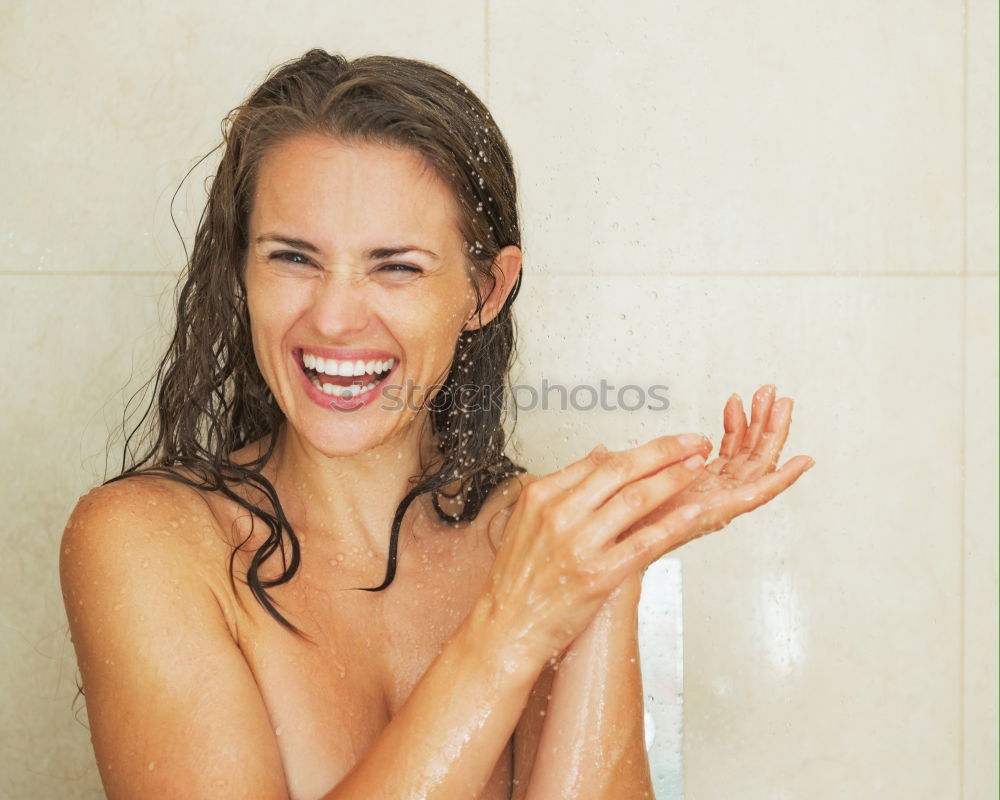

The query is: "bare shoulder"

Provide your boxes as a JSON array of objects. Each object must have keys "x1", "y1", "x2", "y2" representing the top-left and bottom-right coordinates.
[
  {"x1": 59, "y1": 470, "x2": 235, "y2": 666},
  {"x1": 62, "y1": 470, "x2": 222, "y2": 572},
  {"x1": 59, "y1": 473, "x2": 288, "y2": 799},
  {"x1": 68, "y1": 468, "x2": 209, "y2": 523}
]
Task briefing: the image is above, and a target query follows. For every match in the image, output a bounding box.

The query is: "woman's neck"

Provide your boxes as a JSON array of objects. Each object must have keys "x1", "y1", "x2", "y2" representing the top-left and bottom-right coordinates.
[{"x1": 244, "y1": 420, "x2": 450, "y2": 558}]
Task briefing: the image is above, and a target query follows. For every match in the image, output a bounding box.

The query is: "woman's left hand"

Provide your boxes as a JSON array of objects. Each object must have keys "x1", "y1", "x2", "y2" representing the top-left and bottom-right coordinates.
[{"x1": 619, "y1": 384, "x2": 815, "y2": 552}]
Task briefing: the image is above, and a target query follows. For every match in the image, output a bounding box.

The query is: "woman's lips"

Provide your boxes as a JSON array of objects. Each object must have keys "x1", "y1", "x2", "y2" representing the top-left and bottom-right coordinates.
[{"x1": 296, "y1": 354, "x2": 397, "y2": 412}]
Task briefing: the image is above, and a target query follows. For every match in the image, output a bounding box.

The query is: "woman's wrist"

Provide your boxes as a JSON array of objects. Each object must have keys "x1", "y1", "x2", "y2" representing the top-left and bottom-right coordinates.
[
  {"x1": 461, "y1": 594, "x2": 548, "y2": 690},
  {"x1": 609, "y1": 570, "x2": 644, "y2": 603}
]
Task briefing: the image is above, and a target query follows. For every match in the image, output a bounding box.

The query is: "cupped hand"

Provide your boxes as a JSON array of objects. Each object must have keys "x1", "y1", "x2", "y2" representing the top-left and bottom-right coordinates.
[
  {"x1": 479, "y1": 433, "x2": 715, "y2": 668},
  {"x1": 619, "y1": 384, "x2": 815, "y2": 552}
]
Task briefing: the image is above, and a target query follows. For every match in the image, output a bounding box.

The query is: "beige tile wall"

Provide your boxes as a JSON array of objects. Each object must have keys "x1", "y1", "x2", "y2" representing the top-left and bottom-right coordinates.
[{"x1": 1, "y1": 1, "x2": 995, "y2": 798}]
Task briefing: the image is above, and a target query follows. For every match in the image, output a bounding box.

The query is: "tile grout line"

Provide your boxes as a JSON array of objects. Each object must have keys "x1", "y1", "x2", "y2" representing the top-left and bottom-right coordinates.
[
  {"x1": 523, "y1": 271, "x2": 974, "y2": 278},
  {"x1": 959, "y1": 0, "x2": 969, "y2": 796},
  {"x1": 0, "y1": 271, "x2": 179, "y2": 277}
]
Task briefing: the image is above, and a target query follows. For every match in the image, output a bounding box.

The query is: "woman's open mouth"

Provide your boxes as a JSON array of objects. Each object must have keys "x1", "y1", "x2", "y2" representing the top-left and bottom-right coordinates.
[{"x1": 297, "y1": 350, "x2": 397, "y2": 403}]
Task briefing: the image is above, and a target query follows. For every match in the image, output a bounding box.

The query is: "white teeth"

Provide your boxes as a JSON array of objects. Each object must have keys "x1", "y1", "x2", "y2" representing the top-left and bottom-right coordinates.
[
  {"x1": 301, "y1": 352, "x2": 396, "y2": 377},
  {"x1": 311, "y1": 375, "x2": 380, "y2": 397}
]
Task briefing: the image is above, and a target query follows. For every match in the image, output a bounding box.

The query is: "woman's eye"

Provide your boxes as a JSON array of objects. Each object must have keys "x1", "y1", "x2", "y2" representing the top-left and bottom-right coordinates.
[
  {"x1": 378, "y1": 263, "x2": 422, "y2": 276},
  {"x1": 271, "y1": 251, "x2": 312, "y2": 266}
]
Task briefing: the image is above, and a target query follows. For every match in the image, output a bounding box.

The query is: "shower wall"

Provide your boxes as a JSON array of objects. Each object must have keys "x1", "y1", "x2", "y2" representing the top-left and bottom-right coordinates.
[{"x1": 1, "y1": 1, "x2": 995, "y2": 797}]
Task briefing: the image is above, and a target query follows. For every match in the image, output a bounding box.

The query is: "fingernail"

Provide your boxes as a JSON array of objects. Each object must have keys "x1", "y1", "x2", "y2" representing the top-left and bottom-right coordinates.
[
  {"x1": 682, "y1": 454, "x2": 705, "y2": 471},
  {"x1": 804, "y1": 458, "x2": 816, "y2": 471},
  {"x1": 678, "y1": 433, "x2": 704, "y2": 447},
  {"x1": 729, "y1": 393, "x2": 741, "y2": 406}
]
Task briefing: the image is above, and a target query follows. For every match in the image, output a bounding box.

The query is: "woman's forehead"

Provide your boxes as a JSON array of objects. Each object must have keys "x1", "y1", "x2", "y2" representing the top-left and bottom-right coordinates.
[{"x1": 251, "y1": 134, "x2": 463, "y2": 248}]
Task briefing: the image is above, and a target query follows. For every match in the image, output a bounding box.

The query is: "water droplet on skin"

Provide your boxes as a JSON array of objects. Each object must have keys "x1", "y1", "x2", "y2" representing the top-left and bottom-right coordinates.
[
  {"x1": 148, "y1": 762, "x2": 156, "y2": 771},
  {"x1": 141, "y1": 559, "x2": 149, "y2": 568}
]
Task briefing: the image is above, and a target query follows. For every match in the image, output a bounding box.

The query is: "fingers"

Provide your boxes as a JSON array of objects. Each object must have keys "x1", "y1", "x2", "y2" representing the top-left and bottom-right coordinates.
[
  {"x1": 598, "y1": 502, "x2": 704, "y2": 582},
  {"x1": 557, "y1": 433, "x2": 712, "y2": 521},
  {"x1": 579, "y1": 454, "x2": 707, "y2": 550},
  {"x1": 708, "y1": 385, "x2": 788, "y2": 478},
  {"x1": 716, "y1": 393, "x2": 748, "y2": 460},
  {"x1": 599, "y1": 453, "x2": 815, "y2": 582},
  {"x1": 547, "y1": 443, "x2": 613, "y2": 492},
  {"x1": 742, "y1": 384, "x2": 776, "y2": 454},
  {"x1": 708, "y1": 454, "x2": 815, "y2": 524},
  {"x1": 706, "y1": 390, "x2": 752, "y2": 475},
  {"x1": 733, "y1": 396, "x2": 793, "y2": 482}
]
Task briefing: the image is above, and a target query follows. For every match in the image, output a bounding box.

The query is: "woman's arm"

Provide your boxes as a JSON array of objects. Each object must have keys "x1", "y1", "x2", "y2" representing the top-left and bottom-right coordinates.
[
  {"x1": 332, "y1": 597, "x2": 538, "y2": 799},
  {"x1": 514, "y1": 386, "x2": 814, "y2": 798},
  {"x1": 519, "y1": 571, "x2": 654, "y2": 799}
]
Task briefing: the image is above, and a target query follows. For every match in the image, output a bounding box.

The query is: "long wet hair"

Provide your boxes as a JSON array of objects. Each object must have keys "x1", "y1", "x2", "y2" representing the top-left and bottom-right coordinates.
[{"x1": 102, "y1": 49, "x2": 526, "y2": 641}]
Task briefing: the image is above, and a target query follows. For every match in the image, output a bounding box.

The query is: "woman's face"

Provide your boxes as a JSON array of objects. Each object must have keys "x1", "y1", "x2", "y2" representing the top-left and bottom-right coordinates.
[{"x1": 244, "y1": 132, "x2": 481, "y2": 456}]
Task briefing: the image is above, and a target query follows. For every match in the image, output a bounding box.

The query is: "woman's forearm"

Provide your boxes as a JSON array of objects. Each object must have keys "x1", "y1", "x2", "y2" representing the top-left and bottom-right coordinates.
[
  {"x1": 523, "y1": 573, "x2": 655, "y2": 799},
  {"x1": 324, "y1": 598, "x2": 540, "y2": 799}
]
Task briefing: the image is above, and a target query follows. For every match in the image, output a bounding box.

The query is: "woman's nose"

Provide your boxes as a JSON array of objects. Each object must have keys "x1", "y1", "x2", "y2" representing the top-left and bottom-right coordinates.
[{"x1": 307, "y1": 275, "x2": 372, "y2": 338}]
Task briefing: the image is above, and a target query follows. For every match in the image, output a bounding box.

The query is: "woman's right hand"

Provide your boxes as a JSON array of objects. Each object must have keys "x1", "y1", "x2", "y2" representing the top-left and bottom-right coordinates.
[{"x1": 477, "y1": 433, "x2": 714, "y2": 668}]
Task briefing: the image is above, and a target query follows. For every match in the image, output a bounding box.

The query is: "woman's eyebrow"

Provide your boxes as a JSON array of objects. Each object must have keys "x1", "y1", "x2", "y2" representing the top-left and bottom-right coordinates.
[{"x1": 255, "y1": 234, "x2": 439, "y2": 260}]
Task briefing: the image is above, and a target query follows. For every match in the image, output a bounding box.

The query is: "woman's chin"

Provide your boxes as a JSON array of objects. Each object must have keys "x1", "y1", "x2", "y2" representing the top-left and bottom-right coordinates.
[{"x1": 294, "y1": 418, "x2": 407, "y2": 459}]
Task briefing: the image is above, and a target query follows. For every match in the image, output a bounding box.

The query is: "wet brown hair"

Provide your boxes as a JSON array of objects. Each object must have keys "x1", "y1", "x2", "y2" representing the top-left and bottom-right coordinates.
[{"x1": 103, "y1": 48, "x2": 526, "y2": 640}]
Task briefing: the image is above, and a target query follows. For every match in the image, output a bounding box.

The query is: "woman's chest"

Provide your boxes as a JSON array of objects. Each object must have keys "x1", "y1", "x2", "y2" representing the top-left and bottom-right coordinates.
[{"x1": 218, "y1": 519, "x2": 511, "y2": 799}]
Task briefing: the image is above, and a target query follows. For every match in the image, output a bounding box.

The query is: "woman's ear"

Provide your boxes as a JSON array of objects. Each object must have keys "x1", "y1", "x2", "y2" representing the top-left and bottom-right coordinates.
[{"x1": 465, "y1": 245, "x2": 522, "y2": 331}]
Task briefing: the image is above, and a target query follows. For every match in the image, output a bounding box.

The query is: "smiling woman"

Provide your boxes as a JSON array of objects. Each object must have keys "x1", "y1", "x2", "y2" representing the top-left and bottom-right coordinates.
[{"x1": 58, "y1": 48, "x2": 814, "y2": 800}]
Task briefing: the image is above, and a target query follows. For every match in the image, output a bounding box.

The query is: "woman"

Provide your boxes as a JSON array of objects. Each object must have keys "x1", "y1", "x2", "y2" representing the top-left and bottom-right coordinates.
[{"x1": 60, "y1": 49, "x2": 814, "y2": 799}]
